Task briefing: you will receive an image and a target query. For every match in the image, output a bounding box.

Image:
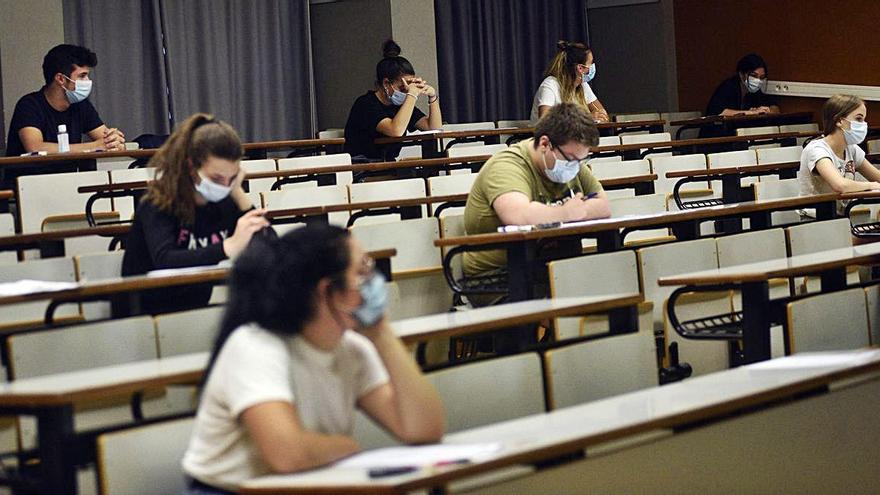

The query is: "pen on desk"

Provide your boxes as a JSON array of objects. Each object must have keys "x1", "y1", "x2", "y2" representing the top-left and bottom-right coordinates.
[
  {"x1": 433, "y1": 458, "x2": 471, "y2": 468},
  {"x1": 586, "y1": 192, "x2": 598, "y2": 199},
  {"x1": 368, "y1": 466, "x2": 418, "y2": 478}
]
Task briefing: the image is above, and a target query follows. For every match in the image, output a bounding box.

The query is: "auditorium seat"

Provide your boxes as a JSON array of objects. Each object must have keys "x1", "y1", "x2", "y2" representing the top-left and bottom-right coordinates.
[
  {"x1": 277, "y1": 153, "x2": 353, "y2": 188},
  {"x1": 621, "y1": 132, "x2": 672, "y2": 159},
  {"x1": 240, "y1": 158, "x2": 278, "y2": 194},
  {"x1": 785, "y1": 219, "x2": 859, "y2": 293},
  {"x1": 75, "y1": 250, "x2": 125, "y2": 320},
  {"x1": 348, "y1": 177, "x2": 427, "y2": 226},
  {"x1": 615, "y1": 112, "x2": 660, "y2": 123},
  {"x1": 786, "y1": 288, "x2": 870, "y2": 353},
  {"x1": 263, "y1": 184, "x2": 350, "y2": 232},
  {"x1": 427, "y1": 174, "x2": 476, "y2": 217}
]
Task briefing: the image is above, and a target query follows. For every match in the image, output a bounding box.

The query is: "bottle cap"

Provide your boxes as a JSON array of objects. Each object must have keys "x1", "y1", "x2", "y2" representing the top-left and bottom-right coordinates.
[{"x1": 58, "y1": 124, "x2": 67, "y2": 133}]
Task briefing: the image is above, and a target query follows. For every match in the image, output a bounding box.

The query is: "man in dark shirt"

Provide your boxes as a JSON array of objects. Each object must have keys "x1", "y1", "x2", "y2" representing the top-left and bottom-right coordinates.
[
  {"x1": 5, "y1": 44, "x2": 124, "y2": 158},
  {"x1": 705, "y1": 53, "x2": 780, "y2": 117}
]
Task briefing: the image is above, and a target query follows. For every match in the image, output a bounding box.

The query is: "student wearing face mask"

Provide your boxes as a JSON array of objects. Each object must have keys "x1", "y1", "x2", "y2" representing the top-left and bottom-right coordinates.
[
  {"x1": 530, "y1": 40, "x2": 609, "y2": 124},
  {"x1": 464, "y1": 103, "x2": 610, "y2": 281},
  {"x1": 705, "y1": 53, "x2": 780, "y2": 117},
  {"x1": 5, "y1": 44, "x2": 124, "y2": 158},
  {"x1": 120, "y1": 113, "x2": 270, "y2": 315},
  {"x1": 343, "y1": 39, "x2": 442, "y2": 161},
  {"x1": 181, "y1": 224, "x2": 444, "y2": 494},
  {"x1": 799, "y1": 95, "x2": 880, "y2": 215}
]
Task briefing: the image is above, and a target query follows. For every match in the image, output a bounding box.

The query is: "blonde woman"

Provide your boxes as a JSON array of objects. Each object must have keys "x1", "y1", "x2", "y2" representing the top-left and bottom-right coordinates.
[{"x1": 530, "y1": 40, "x2": 609, "y2": 123}]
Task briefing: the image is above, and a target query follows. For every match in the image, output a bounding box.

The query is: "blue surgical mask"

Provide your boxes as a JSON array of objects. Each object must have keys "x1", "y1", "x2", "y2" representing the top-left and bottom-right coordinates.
[
  {"x1": 194, "y1": 172, "x2": 232, "y2": 203},
  {"x1": 543, "y1": 146, "x2": 582, "y2": 184},
  {"x1": 843, "y1": 118, "x2": 868, "y2": 146},
  {"x1": 62, "y1": 75, "x2": 92, "y2": 103},
  {"x1": 352, "y1": 272, "x2": 387, "y2": 327},
  {"x1": 582, "y1": 63, "x2": 596, "y2": 84},
  {"x1": 386, "y1": 83, "x2": 407, "y2": 106},
  {"x1": 746, "y1": 76, "x2": 763, "y2": 94}
]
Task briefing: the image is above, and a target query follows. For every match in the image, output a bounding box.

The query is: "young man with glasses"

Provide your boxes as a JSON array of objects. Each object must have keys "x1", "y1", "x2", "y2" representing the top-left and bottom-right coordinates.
[{"x1": 463, "y1": 102, "x2": 609, "y2": 281}]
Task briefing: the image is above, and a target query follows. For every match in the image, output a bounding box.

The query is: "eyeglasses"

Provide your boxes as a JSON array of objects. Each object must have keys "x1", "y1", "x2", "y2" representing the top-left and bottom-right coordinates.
[{"x1": 551, "y1": 143, "x2": 590, "y2": 164}]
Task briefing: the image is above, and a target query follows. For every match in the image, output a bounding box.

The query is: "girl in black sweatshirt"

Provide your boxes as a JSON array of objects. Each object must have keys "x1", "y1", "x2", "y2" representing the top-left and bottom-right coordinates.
[{"x1": 120, "y1": 113, "x2": 269, "y2": 315}]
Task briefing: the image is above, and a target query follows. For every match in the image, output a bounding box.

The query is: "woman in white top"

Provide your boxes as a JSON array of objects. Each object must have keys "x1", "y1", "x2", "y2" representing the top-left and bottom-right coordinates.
[
  {"x1": 530, "y1": 40, "x2": 609, "y2": 123},
  {"x1": 182, "y1": 224, "x2": 445, "y2": 494},
  {"x1": 799, "y1": 95, "x2": 880, "y2": 215}
]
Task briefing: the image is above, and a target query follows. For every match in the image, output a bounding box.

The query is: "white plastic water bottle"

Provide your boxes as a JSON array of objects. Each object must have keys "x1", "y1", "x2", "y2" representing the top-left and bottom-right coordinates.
[{"x1": 57, "y1": 124, "x2": 70, "y2": 153}]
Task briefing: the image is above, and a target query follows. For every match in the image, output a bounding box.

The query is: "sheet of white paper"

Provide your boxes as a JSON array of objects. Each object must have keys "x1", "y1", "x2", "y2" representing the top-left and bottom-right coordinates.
[
  {"x1": 748, "y1": 350, "x2": 880, "y2": 370},
  {"x1": 0, "y1": 279, "x2": 80, "y2": 297},
  {"x1": 405, "y1": 129, "x2": 441, "y2": 136},
  {"x1": 146, "y1": 261, "x2": 229, "y2": 278},
  {"x1": 334, "y1": 443, "x2": 502, "y2": 469}
]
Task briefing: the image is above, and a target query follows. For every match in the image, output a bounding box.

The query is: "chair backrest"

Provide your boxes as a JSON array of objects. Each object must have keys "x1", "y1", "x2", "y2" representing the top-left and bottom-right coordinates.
[
  {"x1": 717, "y1": 228, "x2": 787, "y2": 267},
  {"x1": 868, "y1": 139, "x2": 880, "y2": 154},
  {"x1": 598, "y1": 136, "x2": 620, "y2": 147},
  {"x1": 317, "y1": 128, "x2": 345, "y2": 139},
  {"x1": 786, "y1": 288, "x2": 870, "y2": 353},
  {"x1": 650, "y1": 154, "x2": 708, "y2": 194},
  {"x1": 263, "y1": 184, "x2": 350, "y2": 227},
  {"x1": 543, "y1": 332, "x2": 657, "y2": 409},
  {"x1": 496, "y1": 120, "x2": 530, "y2": 129},
  {"x1": 109, "y1": 167, "x2": 155, "y2": 183},
  {"x1": 277, "y1": 153, "x2": 353, "y2": 187},
  {"x1": 620, "y1": 132, "x2": 671, "y2": 146},
  {"x1": 348, "y1": 178, "x2": 427, "y2": 225},
  {"x1": 75, "y1": 250, "x2": 125, "y2": 320},
  {"x1": 442, "y1": 122, "x2": 495, "y2": 132},
  {"x1": 0, "y1": 214, "x2": 16, "y2": 264},
  {"x1": 427, "y1": 174, "x2": 475, "y2": 217},
  {"x1": 756, "y1": 146, "x2": 802, "y2": 165},
  {"x1": 588, "y1": 159, "x2": 651, "y2": 180},
  {"x1": 785, "y1": 218, "x2": 852, "y2": 255},
  {"x1": 240, "y1": 159, "x2": 278, "y2": 193},
  {"x1": 548, "y1": 250, "x2": 641, "y2": 339},
  {"x1": 587, "y1": 156, "x2": 623, "y2": 165},
  {"x1": 735, "y1": 125, "x2": 780, "y2": 137},
  {"x1": 97, "y1": 417, "x2": 194, "y2": 495},
  {"x1": 350, "y1": 217, "x2": 440, "y2": 273},
  {"x1": 446, "y1": 143, "x2": 506, "y2": 159},
  {"x1": 864, "y1": 285, "x2": 880, "y2": 346},
  {"x1": 609, "y1": 192, "x2": 667, "y2": 217},
  {"x1": 753, "y1": 178, "x2": 802, "y2": 227},
  {"x1": 396, "y1": 145, "x2": 422, "y2": 160},
  {"x1": 0, "y1": 257, "x2": 79, "y2": 326},
  {"x1": 779, "y1": 123, "x2": 819, "y2": 133},
  {"x1": 439, "y1": 214, "x2": 465, "y2": 279},
  {"x1": 8, "y1": 316, "x2": 157, "y2": 379},
  {"x1": 615, "y1": 112, "x2": 661, "y2": 123},
  {"x1": 428, "y1": 353, "x2": 545, "y2": 432},
  {"x1": 17, "y1": 170, "x2": 112, "y2": 233},
  {"x1": 707, "y1": 149, "x2": 757, "y2": 168},
  {"x1": 661, "y1": 111, "x2": 702, "y2": 140},
  {"x1": 154, "y1": 306, "x2": 224, "y2": 357}
]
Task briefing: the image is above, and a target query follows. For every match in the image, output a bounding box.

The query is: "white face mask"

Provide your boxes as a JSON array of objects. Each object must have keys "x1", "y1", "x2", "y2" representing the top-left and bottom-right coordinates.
[
  {"x1": 843, "y1": 118, "x2": 868, "y2": 146},
  {"x1": 194, "y1": 172, "x2": 232, "y2": 203},
  {"x1": 745, "y1": 76, "x2": 763, "y2": 94},
  {"x1": 542, "y1": 145, "x2": 582, "y2": 184},
  {"x1": 62, "y1": 75, "x2": 92, "y2": 103}
]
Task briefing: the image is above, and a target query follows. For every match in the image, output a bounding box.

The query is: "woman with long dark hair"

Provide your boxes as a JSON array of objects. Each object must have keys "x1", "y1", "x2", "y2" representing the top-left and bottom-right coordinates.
[{"x1": 182, "y1": 224, "x2": 445, "y2": 494}]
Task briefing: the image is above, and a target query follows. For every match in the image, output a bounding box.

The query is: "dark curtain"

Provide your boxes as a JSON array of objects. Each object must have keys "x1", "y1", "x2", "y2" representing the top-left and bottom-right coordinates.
[
  {"x1": 63, "y1": 0, "x2": 171, "y2": 137},
  {"x1": 160, "y1": 0, "x2": 315, "y2": 141},
  {"x1": 435, "y1": 0, "x2": 590, "y2": 123}
]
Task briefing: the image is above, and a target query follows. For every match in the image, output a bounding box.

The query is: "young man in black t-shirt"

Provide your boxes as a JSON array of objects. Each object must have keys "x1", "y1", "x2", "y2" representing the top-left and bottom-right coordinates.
[{"x1": 5, "y1": 44, "x2": 125, "y2": 158}]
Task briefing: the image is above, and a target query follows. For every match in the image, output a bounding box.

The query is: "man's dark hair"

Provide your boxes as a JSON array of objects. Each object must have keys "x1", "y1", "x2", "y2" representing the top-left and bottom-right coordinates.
[
  {"x1": 42, "y1": 44, "x2": 97, "y2": 86},
  {"x1": 533, "y1": 102, "x2": 599, "y2": 148},
  {"x1": 736, "y1": 53, "x2": 766, "y2": 75}
]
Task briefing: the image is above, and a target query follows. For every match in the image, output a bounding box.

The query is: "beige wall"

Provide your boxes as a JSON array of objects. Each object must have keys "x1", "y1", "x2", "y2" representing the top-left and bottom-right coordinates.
[
  {"x1": 390, "y1": 0, "x2": 438, "y2": 118},
  {"x1": 0, "y1": 0, "x2": 65, "y2": 147}
]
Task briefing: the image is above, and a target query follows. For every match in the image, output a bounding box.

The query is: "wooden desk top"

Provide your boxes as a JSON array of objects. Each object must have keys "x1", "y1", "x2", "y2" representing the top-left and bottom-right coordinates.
[
  {"x1": 393, "y1": 294, "x2": 642, "y2": 344},
  {"x1": 658, "y1": 242, "x2": 880, "y2": 286},
  {"x1": 0, "y1": 190, "x2": 13, "y2": 201},
  {"x1": 0, "y1": 249, "x2": 395, "y2": 307},
  {"x1": 664, "y1": 161, "x2": 799, "y2": 179},
  {"x1": 240, "y1": 349, "x2": 880, "y2": 494},
  {"x1": 435, "y1": 194, "x2": 839, "y2": 248},
  {"x1": 0, "y1": 138, "x2": 345, "y2": 168},
  {"x1": 669, "y1": 111, "x2": 814, "y2": 127},
  {"x1": 592, "y1": 131, "x2": 815, "y2": 154},
  {"x1": 0, "y1": 224, "x2": 129, "y2": 248}
]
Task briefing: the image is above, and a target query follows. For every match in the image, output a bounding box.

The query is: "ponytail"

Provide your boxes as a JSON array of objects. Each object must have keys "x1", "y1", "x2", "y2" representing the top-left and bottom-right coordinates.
[
  {"x1": 375, "y1": 39, "x2": 416, "y2": 86},
  {"x1": 143, "y1": 113, "x2": 243, "y2": 225}
]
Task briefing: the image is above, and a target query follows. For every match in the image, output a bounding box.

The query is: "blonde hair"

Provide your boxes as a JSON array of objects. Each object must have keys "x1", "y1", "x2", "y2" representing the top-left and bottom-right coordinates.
[
  {"x1": 143, "y1": 113, "x2": 243, "y2": 225},
  {"x1": 822, "y1": 94, "x2": 865, "y2": 136},
  {"x1": 544, "y1": 40, "x2": 591, "y2": 108}
]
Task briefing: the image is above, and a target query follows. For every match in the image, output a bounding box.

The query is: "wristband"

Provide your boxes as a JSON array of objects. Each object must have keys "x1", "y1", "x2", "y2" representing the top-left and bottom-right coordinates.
[
  {"x1": 406, "y1": 93, "x2": 417, "y2": 100},
  {"x1": 428, "y1": 95, "x2": 439, "y2": 104}
]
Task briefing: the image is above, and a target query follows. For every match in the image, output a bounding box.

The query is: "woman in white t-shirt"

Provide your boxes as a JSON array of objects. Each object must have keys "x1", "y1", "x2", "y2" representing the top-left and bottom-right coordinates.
[
  {"x1": 799, "y1": 94, "x2": 880, "y2": 215},
  {"x1": 182, "y1": 224, "x2": 445, "y2": 494},
  {"x1": 530, "y1": 40, "x2": 609, "y2": 123}
]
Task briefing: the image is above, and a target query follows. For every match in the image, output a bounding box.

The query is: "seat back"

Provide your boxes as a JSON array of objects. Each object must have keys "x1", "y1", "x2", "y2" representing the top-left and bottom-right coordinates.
[
  {"x1": 615, "y1": 112, "x2": 661, "y2": 123},
  {"x1": 661, "y1": 111, "x2": 702, "y2": 140},
  {"x1": 427, "y1": 174, "x2": 476, "y2": 217},
  {"x1": 649, "y1": 154, "x2": 709, "y2": 195},
  {"x1": 277, "y1": 153, "x2": 353, "y2": 188},
  {"x1": 75, "y1": 251, "x2": 125, "y2": 320},
  {"x1": 864, "y1": 285, "x2": 880, "y2": 346},
  {"x1": 598, "y1": 136, "x2": 621, "y2": 147},
  {"x1": 317, "y1": 128, "x2": 345, "y2": 139},
  {"x1": 587, "y1": 156, "x2": 623, "y2": 165},
  {"x1": 0, "y1": 257, "x2": 79, "y2": 327},
  {"x1": 756, "y1": 146, "x2": 802, "y2": 165},
  {"x1": 786, "y1": 218, "x2": 852, "y2": 255},
  {"x1": 496, "y1": 120, "x2": 531, "y2": 129},
  {"x1": 543, "y1": 332, "x2": 657, "y2": 409},
  {"x1": 17, "y1": 170, "x2": 112, "y2": 234},
  {"x1": 786, "y1": 288, "x2": 870, "y2": 353},
  {"x1": 348, "y1": 178, "x2": 426, "y2": 226},
  {"x1": 548, "y1": 250, "x2": 641, "y2": 339},
  {"x1": 263, "y1": 184, "x2": 350, "y2": 228},
  {"x1": 439, "y1": 215, "x2": 466, "y2": 281},
  {"x1": 868, "y1": 139, "x2": 880, "y2": 154},
  {"x1": 735, "y1": 125, "x2": 780, "y2": 137},
  {"x1": 620, "y1": 132, "x2": 671, "y2": 146},
  {"x1": 240, "y1": 159, "x2": 278, "y2": 193},
  {"x1": 441, "y1": 121, "x2": 496, "y2": 149},
  {"x1": 396, "y1": 145, "x2": 422, "y2": 160},
  {"x1": 350, "y1": 217, "x2": 440, "y2": 274},
  {"x1": 0, "y1": 214, "x2": 16, "y2": 264},
  {"x1": 429, "y1": 353, "x2": 545, "y2": 431},
  {"x1": 609, "y1": 194, "x2": 670, "y2": 245},
  {"x1": 707, "y1": 149, "x2": 757, "y2": 168},
  {"x1": 97, "y1": 417, "x2": 194, "y2": 495},
  {"x1": 155, "y1": 306, "x2": 224, "y2": 357},
  {"x1": 446, "y1": 143, "x2": 506, "y2": 159},
  {"x1": 588, "y1": 159, "x2": 650, "y2": 180},
  {"x1": 752, "y1": 178, "x2": 803, "y2": 225}
]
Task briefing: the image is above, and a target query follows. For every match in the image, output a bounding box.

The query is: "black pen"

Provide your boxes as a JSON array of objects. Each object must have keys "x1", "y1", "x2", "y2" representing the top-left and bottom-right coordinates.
[{"x1": 368, "y1": 466, "x2": 418, "y2": 478}]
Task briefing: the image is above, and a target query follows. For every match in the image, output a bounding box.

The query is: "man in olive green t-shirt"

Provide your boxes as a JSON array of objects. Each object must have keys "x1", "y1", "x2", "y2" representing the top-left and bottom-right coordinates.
[{"x1": 463, "y1": 103, "x2": 610, "y2": 277}]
